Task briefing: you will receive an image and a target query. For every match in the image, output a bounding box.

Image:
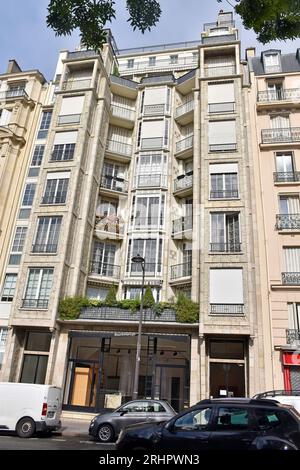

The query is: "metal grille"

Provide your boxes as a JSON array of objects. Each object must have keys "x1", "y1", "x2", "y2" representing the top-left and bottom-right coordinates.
[{"x1": 291, "y1": 367, "x2": 300, "y2": 391}]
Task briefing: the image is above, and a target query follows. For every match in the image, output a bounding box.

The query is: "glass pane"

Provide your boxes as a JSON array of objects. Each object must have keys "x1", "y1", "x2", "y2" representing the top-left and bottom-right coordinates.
[
  {"x1": 210, "y1": 340, "x2": 244, "y2": 359},
  {"x1": 20, "y1": 355, "x2": 38, "y2": 383},
  {"x1": 26, "y1": 332, "x2": 52, "y2": 352},
  {"x1": 35, "y1": 356, "x2": 49, "y2": 384}
]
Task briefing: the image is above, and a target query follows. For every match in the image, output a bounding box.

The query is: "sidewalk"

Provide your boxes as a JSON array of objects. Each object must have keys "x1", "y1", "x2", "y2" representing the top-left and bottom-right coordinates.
[{"x1": 60, "y1": 418, "x2": 91, "y2": 437}]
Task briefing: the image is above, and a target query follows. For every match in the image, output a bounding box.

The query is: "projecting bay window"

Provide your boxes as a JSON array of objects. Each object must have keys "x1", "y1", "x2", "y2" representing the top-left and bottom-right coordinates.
[
  {"x1": 208, "y1": 81, "x2": 235, "y2": 114},
  {"x1": 22, "y1": 268, "x2": 54, "y2": 309},
  {"x1": 283, "y1": 248, "x2": 300, "y2": 285},
  {"x1": 90, "y1": 242, "x2": 118, "y2": 278},
  {"x1": 126, "y1": 238, "x2": 163, "y2": 276},
  {"x1": 1, "y1": 274, "x2": 17, "y2": 302},
  {"x1": 135, "y1": 153, "x2": 167, "y2": 188},
  {"x1": 58, "y1": 95, "x2": 84, "y2": 125},
  {"x1": 205, "y1": 56, "x2": 236, "y2": 77},
  {"x1": 131, "y1": 194, "x2": 165, "y2": 230},
  {"x1": 209, "y1": 120, "x2": 236, "y2": 152},
  {"x1": 107, "y1": 126, "x2": 132, "y2": 157},
  {"x1": 141, "y1": 86, "x2": 171, "y2": 116},
  {"x1": 277, "y1": 196, "x2": 300, "y2": 230},
  {"x1": 31, "y1": 145, "x2": 45, "y2": 167},
  {"x1": 8, "y1": 226, "x2": 27, "y2": 265},
  {"x1": 32, "y1": 216, "x2": 62, "y2": 253},
  {"x1": 37, "y1": 111, "x2": 52, "y2": 140},
  {"x1": 18, "y1": 182, "x2": 36, "y2": 219},
  {"x1": 51, "y1": 131, "x2": 78, "y2": 161},
  {"x1": 41, "y1": 172, "x2": 70, "y2": 205},
  {"x1": 210, "y1": 268, "x2": 244, "y2": 314},
  {"x1": 210, "y1": 212, "x2": 241, "y2": 252},
  {"x1": 139, "y1": 119, "x2": 169, "y2": 150},
  {"x1": 98, "y1": 199, "x2": 118, "y2": 217},
  {"x1": 210, "y1": 163, "x2": 238, "y2": 199},
  {"x1": 101, "y1": 160, "x2": 126, "y2": 192}
]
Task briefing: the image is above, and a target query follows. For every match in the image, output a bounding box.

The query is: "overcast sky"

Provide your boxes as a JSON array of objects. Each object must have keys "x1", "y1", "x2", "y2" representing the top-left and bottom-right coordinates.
[{"x1": 0, "y1": 0, "x2": 297, "y2": 80}]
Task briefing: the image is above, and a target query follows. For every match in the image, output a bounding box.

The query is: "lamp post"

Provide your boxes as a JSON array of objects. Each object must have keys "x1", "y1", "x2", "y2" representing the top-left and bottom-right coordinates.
[{"x1": 131, "y1": 254, "x2": 146, "y2": 400}]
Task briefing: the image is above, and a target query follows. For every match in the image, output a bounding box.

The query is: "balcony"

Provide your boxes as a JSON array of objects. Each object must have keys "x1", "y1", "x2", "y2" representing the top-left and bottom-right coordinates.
[
  {"x1": 134, "y1": 173, "x2": 167, "y2": 189},
  {"x1": 61, "y1": 78, "x2": 92, "y2": 91},
  {"x1": 210, "y1": 189, "x2": 239, "y2": 199},
  {"x1": 175, "y1": 135, "x2": 193, "y2": 158},
  {"x1": 175, "y1": 101, "x2": 194, "y2": 125},
  {"x1": 90, "y1": 262, "x2": 120, "y2": 280},
  {"x1": 257, "y1": 89, "x2": 300, "y2": 107},
  {"x1": 0, "y1": 89, "x2": 28, "y2": 100},
  {"x1": 100, "y1": 175, "x2": 128, "y2": 194},
  {"x1": 204, "y1": 21, "x2": 235, "y2": 31},
  {"x1": 143, "y1": 104, "x2": 166, "y2": 117},
  {"x1": 127, "y1": 262, "x2": 162, "y2": 277},
  {"x1": 170, "y1": 262, "x2": 192, "y2": 281},
  {"x1": 202, "y1": 34, "x2": 237, "y2": 45},
  {"x1": 174, "y1": 174, "x2": 193, "y2": 197},
  {"x1": 57, "y1": 114, "x2": 81, "y2": 125},
  {"x1": 32, "y1": 244, "x2": 58, "y2": 254},
  {"x1": 276, "y1": 214, "x2": 300, "y2": 231},
  {"x1": 210, "y1": 304, "x2": 244, "y2": 315},
  {"x1": 210, "y1": 242, "x2": 241, "y2": 253},
  {"x1": 208, "y1": 102, "x2": 235, "y2": 114},
  {"x1": 140, "y1": 137, "x2": 164, "y2": 150},
  {"x1": 172, "y1": 216, "x2": 193, "y2": 238},
  {"x1": 21, "y1": 298, "x2": 49, "y2": 309},
  {"x1": 209, "y1": 143, "x2": 237, "y2": 152},
  {"x1": 80, "y1": 306, "x2": 194, "y2": 323},
  {"x1": 131, "y1": 217, "x2": 163, "y2": 231},
  {"x1": 110, "y1": 75, "x2": 138, "y2": 99},
  {"x1": 119, "y1": 56, "x2": 198, "y2": 75},
  {"x1": 282, "y1": 272, "x2": 300, "y2": 285},
  {"x1": 261, "y1": 128, "x2": 300, "y2": 145},
  {"x1": 204, "y1": 65, "x2": 236, "y2": 78},
  {"x1": 94, "y1": 216, "x2": 124, "y2": 241},
  {"x1": 106, "y1": 139, "x2": 132, "y2": 161},
  {"x1": 286, "y1": 329, "x2": 300, "y2": 345},
  {"x1": 274, "y1": 172, "x2": 300, "y2": 183},
  {"x1": 110, "y1": 105, "x2": 135, "y2": 129}
]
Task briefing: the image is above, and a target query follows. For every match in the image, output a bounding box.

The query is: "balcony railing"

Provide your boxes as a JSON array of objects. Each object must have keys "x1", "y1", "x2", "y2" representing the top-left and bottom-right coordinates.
[
  {"x1": 134, "y1": 174, "x2": 167, "y2": 188},
  {"x1": 175, "y1": 135, "x2": 193, "y2": 154},
  {"x1": 282, "y1": 272, "x2": 300, "y2": 285},
  {"x1": 276, "y1": 214, "x2": 300, "y2": 230},
  {"x1": 209, "y1": 143, "x2": 237, "y2": 152},
  {"x1": 106, "y1": 139, "x2": 132, "y2": 157},
  {"x1": 202, "y1": 34, "x2": 237, "y2": 45},
  {"x1": 274, "y1": 172, "x2": 300, "y2": 183},
  {"x1": 120, "y1": 56, "x2": 198, "y2": 72},
  {"x1": 61, "y1": 79, "x2": 92, "y2": 90},
  {"x1": 32, "y1": 244, "x2": 58, "y2": 253},
  {"x1": 100, "y1": 175, "x2": 128, "y2": 193},
  {"x1": 286, "y1": 329, "x2": 300, "y2": 344},
  {"x1": 210, "y1": 304, "x2": 244, "y2": 314},
  {"x1": 170, "y1": 262, "x2": 192, "y2": 280},
  {"x1": 0, "y1": 89, "x2": 28, "y2": 99},
  {"x1": 111, "y1": 104, "x2": 135, "y2": 121},
  {"x1": 208, "y1": 102, "x2": 235, "y2": 114},
  {"x1": 131, "y1": 217, "x2": 163, "y2": 230},
  {"x1": 204, "y1": 21, "x2": 235, "y2": 31},
  {"x1": 210, "y1": 242, "x2": 241, "y2": 253},
  {"x1": 204, "y1": 65, "x2": 236, "y2": 78},
  {"x1": 172, "y1": 216, "x2": 193, "y2": 234},
  {"x1": 264, "y1": 65, "x2": 281, "y2": 74},
  {"x1": 95, "y1": 219, "x2": 124, "y2": 236},
  {"x1": 143, "y1": 104, "x2": 166, "y2": 116},
  {"x1": 210, "y1": 189, "x2": 239, "y2": 199},
  {"x1": 128, "y1": 263, "x2": 162, "y2": 277},
  {"x1": 90, "y1": 262, "x2": 120, "y2": 278},
  {"x1": 80, "y1": 306, "x2": 192, "y2": 323},
  {"x1": 258, "y1": 89, "x2": 300, "y2": 103},
  {"x1": 261, "y1": 128, "x2": 300, "y2": 144},
  {"x1": 140, "y1": 137, "x2": 164, "y2": 150},
  {"x1": 57, "y1": 114, "x2": 81, "y2": 125},
  {"x1": 174, "y1": 174, "x2": 193, "y2": 192},
  {"x1": 22, "y1": 298, "x2": 49, "y2": 309},
  {"x1": 110, "y1": 75, "x2": 138, "y2": 89},
  {"x1": 175, "y1": 101, "x2": 194, "y2": 118}
]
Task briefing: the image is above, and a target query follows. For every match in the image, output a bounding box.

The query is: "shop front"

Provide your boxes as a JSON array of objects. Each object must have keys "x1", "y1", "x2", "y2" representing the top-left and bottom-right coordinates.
[
  {"x1": 63, "y1": 331, "x2": 191, "y2": 412},
  {"x1": 282, "y1": 351, "x2": 300, "y2": 391}
]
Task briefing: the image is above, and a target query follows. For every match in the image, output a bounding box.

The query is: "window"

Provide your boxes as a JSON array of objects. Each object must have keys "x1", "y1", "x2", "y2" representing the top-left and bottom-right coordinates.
[
  {"x1": 135, "y1": 154, "x2": 166, "y2": 188},
  {"x1": 0, "y1": 328, "x2": 8, "y2": 370},
  {"x1": 284, "y1": 248, "x2": 300, "y2": 273},
  {"x1": 23, "y1": 268, "x2": 54, "y2": 308},
  {"x1": 8, "y1": 82, "x2": 26, "y2": 95},
  {"x1": 210, "y1": 212, "x2": 240, "y2": 252},
  {"x1": 132, "y1": 194, "x2": 165, "y2": 229},
  {"x1": 86, "y1": 286, "x2": 109, "y2": 301},
  {"x1": 0, "y1": 109, "x2": 12, "y2": 126},
  {"x1": 174, "y1": 408, "x2": 212, "y2": 430},
  {"x1": 31, "y1": 145, "x2": 45, "y2": 166},
  {"x1": 140, "y1": 119, "x2": 166, "y2": 149},
  {"x1": 97, "y1": 199, "x2": 118, "y2": 217},
  {"x1": 127, "y1": 238, "x2": 163, "y2": 276},
  {"x1": 170, "y1": 55, "x2": 178, "y2": 64},
  {"x1": 279, "y1": 196, "x2": 300, "y2": 214},
  {"x1": 264, "y1": 53, "x2": 281, "y2": 73},
  {"x1": 1, "y1": 273, "x2": 17, "y2": 301},
  {"x1": 210, "y1": 268, "x2": 244, "y2": 314},
  {"x1": 22, "y1": 183, "x2": 36, "y2": 207},
  {"x1": 101, "y1": 161, "x2": 126, "y2": 191},
  {"x1": 26, "y1": 332, "x2": 52, "y2": 352},
  {"x1": 208, "y1": 82, "x2": 235, "y2": 113},
  {"x1": 20, "y1": 355, "x2": 48, "y2": 384},
  {"x1": 210, "y1": 163, "x2": 238, "y2": 199},
  {"x1": 33, "y1": 216, "x2": 62, "y2": 253},
  {"x1": 127, "y1": 59, "x2": 134, "y2": 69},
  {"x1": 149, "y1": 57, "x2": 156, "y2": 66},
  {"x1": 37, "y1": 111, "x2": 52, "y2": 139},
  {"x1": 210, "y1": 340, "x2": 244, "y2": 360},
  {"x1": 122, "y1": 401, "x2": 155, "y2": 413},
  {"x1": 42, "y1": 173, "x2": 69, "y2": 205},
  {"x1": 288, "y1": 303, "x2": 300, "y2": 331},
  {"x1": 51, "y1": 131, "x2": 77, "y2": 161},
  {"x1": 209, "y1": 120, "x2": 236, "y2": 152},
  {"x1": 216, "y1": 408, "x2": 250, "y2": 428},
  {"x1": 124, "y1": 286, "x2": 160, "y2": 302},
  {"x1": 267, "y1": 81, "x2": 283, "y2": 100},
  {"x1": 90, "y1": 242, "x2": 117, "y2": 277},
  {"x1": 275, "y1": 152, "x2": 295, "y2": 182},
  {"x1": 8, "y1": 226, "x2": 27, "y2": 265}
]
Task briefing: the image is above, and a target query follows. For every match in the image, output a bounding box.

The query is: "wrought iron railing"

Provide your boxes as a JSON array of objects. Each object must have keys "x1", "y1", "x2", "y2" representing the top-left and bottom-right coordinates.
[
  {"x1": 261, "y1": 128, "x2": 300, "y2": 144},
  {"x1": 174, "y1": 174, "x2": 193, "y2": 192},
  {"x1": 258, "y1": 89, "x2": 300, "y2": 102},
  {"x1": 128, "y1": 262, "x2": 162, "y2": 277},
  {"x1": 210, "y1": 189, "x2": 239, "y2": 199},
  {"x1": 210, "y1": 304, "x2": 244, "y2": 314},
  {"x1": 100, "y1": 175, "x2": 128, "y2": 192},
  {"x1": 32, "y1": 244, "x2": 58, "y2": 253},
  {"x1": 111, "y1": 104, "x2": 135, "y2": 121},
  {"x1": 208, "y1": 102, "x2": 235, "y2": 114},
  {"x1": 134, "y1": 174, "x2": 167, "y2": 188},
  {"x1": 282, "y1": 272, "x2": 300, "y2": 285},
  {"x1": 273, "y1": 172, "x2": 300, "y2": 183},
  {"x1": 80, "y1": 307, "x2": 185, "y2": 323},
  {"x1": 175, "y1": 101, "x2": 194, "y2": 118},
  {"x1": 170, "y1": 262, "x2": 192, "y2": 280},
  {"x1": 22, "y1": 298, "x2": 49, "y2": 309},
  {"x1": 210, "y1": 242, "x2": 241, "y2": 252},
  {"x1": 106, "y1": 139, "x2": 132, "y2": 156},
  {"x1": 57, "y1": 114, "x2": 81, "y2": 125},
  {"x1": 286, "y1": 329, "x2": 300, "y2": 344},
  {"x1": 61, "y1": 79, "x2": 92, "y2": 90},
  {"x1": 175, "y1": 135, "x2": 193, "y2": 154},
  {"x1": 276, "y1": 214, "x2": 300, "y2": 230},
  {"x1": 204, "y1": 65, "x2": 236, "y2": 78},
  {"x1": 90, "y1": 262, "x2": 120, "y2": 278},
  {"x1": 209, "y1": 143, "x2": 237, "y2": 152},
  {"x1": 172, "y1": 216, "x2": 193, "y2": 234},
  {"x1": 0, "y1": 89, "x2": 28, "y2": 99}
]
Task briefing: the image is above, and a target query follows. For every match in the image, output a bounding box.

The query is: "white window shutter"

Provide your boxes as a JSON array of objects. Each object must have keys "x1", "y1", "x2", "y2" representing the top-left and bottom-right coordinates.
[
  {"x1": 210, "y1": 268, "x2": 243, "y2": 303},
  {"x1": 60, "y1": 95, "x2": 85, "y2": 115},
  {"x1": 208, "y1": 82, "x2": 234, "y2": 104},
  {"x1": 54, "y1": 131, "x2": 78, "y2": 145},
  {"x1": 209, "y1": 120, "x2": 236, "y2": 145},
  {"x1": 141, "y1": 120, "x2": 165, "y2": 138}
]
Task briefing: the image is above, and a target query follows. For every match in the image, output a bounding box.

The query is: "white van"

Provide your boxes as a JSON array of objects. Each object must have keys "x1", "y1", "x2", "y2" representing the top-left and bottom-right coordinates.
[
  {"x1": 253, "y1": 390, "x2": 300, "y2": 414},
  {"x1": 0, "y1": 382, "x2": 62, "y2": 438}
]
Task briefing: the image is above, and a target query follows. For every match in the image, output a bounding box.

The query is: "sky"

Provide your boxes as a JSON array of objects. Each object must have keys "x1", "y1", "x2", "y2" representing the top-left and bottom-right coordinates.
[{"x1": 0, "y1": 0, "x2": 298, "y2": 80}]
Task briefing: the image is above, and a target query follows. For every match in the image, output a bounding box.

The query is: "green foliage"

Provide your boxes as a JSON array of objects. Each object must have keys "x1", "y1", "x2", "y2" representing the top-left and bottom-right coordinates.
[
  {"x1": 143, "y1": 285, "x2": 155, "y2": 308},
  {"x1": 112, "y1": 63, "x2": 120, "y2": 77},
  {"x1": 217, "y1": 0, "x2": 300, "y2": 43},
  {"x1": 174, "y1": 293, "x2": 199, "y2": 324},
  {"x1": 58, "y1": 296, "x2": 90, "y2": 320},
  {"x1": 105, "y1": 285, "x2": 117, "y2": 304}
]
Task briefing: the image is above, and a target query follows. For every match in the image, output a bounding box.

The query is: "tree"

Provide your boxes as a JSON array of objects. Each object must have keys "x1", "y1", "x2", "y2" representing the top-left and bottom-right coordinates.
[
  {"x1": 143, "y1": 285, "x2": 155, "y2": 308},
  {"x1": 217, "y1": 0, "x2": 300, "y2": 43},
  {"x1": 105, "y1": 285, "x2": 117, "y2": 303}
]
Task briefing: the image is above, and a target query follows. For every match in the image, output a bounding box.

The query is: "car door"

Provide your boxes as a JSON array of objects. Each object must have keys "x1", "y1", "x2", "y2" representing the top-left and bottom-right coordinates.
[
  {"x1": 115, "y1": 401, "x2": 153, "y2": 431},
  {"x1": 160, "y1": 406, "x2": 213, "y2": 452},
  {"x1": 209, "y1": 406, "x2": 257, "y2": 450}
]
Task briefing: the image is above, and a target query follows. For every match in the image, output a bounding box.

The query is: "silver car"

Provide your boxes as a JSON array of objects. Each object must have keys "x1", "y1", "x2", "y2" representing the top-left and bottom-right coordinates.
[{"x1": 88, "y1": 399, "x2": 176, "y2": 442}]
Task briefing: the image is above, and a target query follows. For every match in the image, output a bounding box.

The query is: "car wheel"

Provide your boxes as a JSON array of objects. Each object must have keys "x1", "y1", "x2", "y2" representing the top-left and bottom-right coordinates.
[
  {"x1": 97, "y1": 424, "x2": 115, "y2": 442},
  {"x1": 16, "y1": 417, "x2": 36, "y2": 438}
]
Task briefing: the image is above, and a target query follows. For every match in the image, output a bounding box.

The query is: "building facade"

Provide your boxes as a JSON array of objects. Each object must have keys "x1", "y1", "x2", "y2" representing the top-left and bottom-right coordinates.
[{"x1": 0, "y1": 11, "x2": 281, "y2": 413}]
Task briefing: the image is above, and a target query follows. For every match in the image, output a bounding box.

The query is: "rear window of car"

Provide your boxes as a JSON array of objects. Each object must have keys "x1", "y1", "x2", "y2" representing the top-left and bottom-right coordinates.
[
  {"x1": 152, "y1": 402, "x2": 167, "y2": 412},
  {"x1": 254, "y1": 408, "x2": 298, "y2": 430}
]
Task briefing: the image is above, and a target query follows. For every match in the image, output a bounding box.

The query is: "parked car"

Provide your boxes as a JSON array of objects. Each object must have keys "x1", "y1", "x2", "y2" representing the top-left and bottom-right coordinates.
[
  {"x1": 0, "y1": 382, "x2": 62, "y2": 438},
  {"x1": 253, "y1": 390, "x2": 300, "y2": 414},
  {"x1": 89, "y1": 399, "x2": 176, "y2": 442},
  {"x1": 116, "y1": 398, "x2": 300, "y2": 451}
]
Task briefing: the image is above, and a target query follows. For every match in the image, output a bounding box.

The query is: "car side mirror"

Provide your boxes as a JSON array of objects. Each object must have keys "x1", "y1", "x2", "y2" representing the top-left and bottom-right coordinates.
[
  {"x1": 164, "y1": 420, "x2": 176, "y2": 433},
  {"x1": 120, "y1": 409, "x2": 129, "y2": 416}
]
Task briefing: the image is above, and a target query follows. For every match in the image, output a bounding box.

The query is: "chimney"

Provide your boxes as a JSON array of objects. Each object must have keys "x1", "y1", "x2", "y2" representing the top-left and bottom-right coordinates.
[
  {"x1": 245, "y1": 48, "x2": 256, "y2": 61},
  {"x1": 6, "y1": 60, "x2": 22, "y2": 74}
]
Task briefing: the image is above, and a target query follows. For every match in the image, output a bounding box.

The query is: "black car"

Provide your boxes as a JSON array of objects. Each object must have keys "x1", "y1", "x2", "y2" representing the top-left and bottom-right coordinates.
[
  {"x1": 116, "y1": 398, "x2": 300, "y2": 451},
  {"x1": 89, "y1": 399, "x2": 176, "y2": 442}
]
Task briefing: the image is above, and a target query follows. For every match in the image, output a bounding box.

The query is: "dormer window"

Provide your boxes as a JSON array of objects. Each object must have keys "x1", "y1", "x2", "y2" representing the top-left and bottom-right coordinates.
[
  {"x1": 263, "y1": 52, "x2": 281, "y2": 74},
  {"x1": 127, "y1": 59, "x2": 134, "y2": 69},
  {"x1": 149, "y1": 56, "x2": 156, "y2": 66}
]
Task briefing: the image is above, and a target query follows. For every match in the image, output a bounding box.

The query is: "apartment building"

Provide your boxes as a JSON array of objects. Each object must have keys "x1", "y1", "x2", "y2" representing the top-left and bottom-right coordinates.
[
  {"x1": 248, "y1": 47, "x2": 300, "y2": 391},
  {"x1": 0, "y1": 11, "x2": 269, "y2": 413}
]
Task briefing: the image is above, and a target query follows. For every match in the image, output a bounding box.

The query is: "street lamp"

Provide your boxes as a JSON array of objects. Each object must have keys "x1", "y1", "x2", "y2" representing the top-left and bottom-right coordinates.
[{"x1": 131, "y1": 254, "x2": 146, "y2": 400}]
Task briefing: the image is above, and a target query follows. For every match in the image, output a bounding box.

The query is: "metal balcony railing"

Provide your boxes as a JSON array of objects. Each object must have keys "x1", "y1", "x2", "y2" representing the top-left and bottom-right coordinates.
[
  {"x1": 61, "y1": 79, "x2": 92, "y2": 90},
  {"x1": 111, "y1": 104, "x2": 135, "y2": 121},
  {"x1": 208, "y1": 102, "x2": 235, "y2": 114},
  {"x1": 170, "y1": 262, "x2": 192, "y2": 280},
  {"x1": 106, "y1": 139, "x2": 132, "y2": 156},
  {"x1": 0, "y1": 89, "x2": 28, "y2": 99},
  {"x1": 174, "y1": 174, "x2": 193, "y2": 192},
  {"x1": 110, "y1": 75, "x2": 138, "y2": 89},
  {"x1": 204, "y1": 65, "x2": 236, "y2": 78},
  {"x1": 143, "y1": 104, "x2": 166, "y2": 116},
  {"x1": 274, "y1": 172, "x2": 300, "y2": 183},
  {"x1": 210, "y1": 189, "x2": 239, "y2": 199},
  {"x1": 140, "y1": 137, "x2": 164, "y2": 150},
  {"x1": 100, "y1": 175, "x2": 128, "y2": 193},
  {"x1": 120, "y1": 56, "x2": 198, "y2": 72},
  {"x1": 57, "y1": 114, "x2": 81, "y2": 125},
  {"x1": 282, "y1": 272, "x2": 300, "y2": 285},
  {"x1": 128, "y1": 262, "x2": 162, "y2": 277},
  {"x1": 286, "y1": 329, "x2": 300, "y2": 344},
  {"x1": 203, "y1": 21, "x2": 235, "y2": 31},
  {"x1": 80, "y1": 306, "x2": 182, "y2": 323},
  {"x1": 131, "y1": 217, "x2": 164, "y2": 230},
  {"x1": 276, "y1": 214, "x2": 300, "y2": 230},
  {"x1": 175, "y1": 101, "x2": 194, "y2": 118},
  {"x1": 32, "y1": 244, "x2": 58, "y2": 253},
  {"x1": 175, "y1": 135, "x2": 193, "y2": 154},
  {"x1": 202, "y1": 34, "x2": 237, "y2": 45},
  {"x1": 210, "y1": 242, "x2": 241, "y2": 252},
  {"x1": 172, "y1": 216, "x2": 193, "y2": 234},
  {"x1": 210, "y1": 304, "x2": 244, "y2": 314},
  {"x1": 209, "y1": 143, "x2": 237, "y2": 152},
  {"x1": 90, "y1": 262, "x2": 120, "y2": 278},
  {"x1": 261, "y1": 128, "x2": 300, "y2": 144},
  {"x1": 95, "y1": 219, "x2": 124, "y2": 236},
  {"x1": 258, "y1": 89, "x2": 300, "y2": 103},
  {"x1": 134, "y1": 174, "x2": 167, "y2": 188},
  {"x1": 22, "y1": 298, "x2": 49, "y2": 309}
]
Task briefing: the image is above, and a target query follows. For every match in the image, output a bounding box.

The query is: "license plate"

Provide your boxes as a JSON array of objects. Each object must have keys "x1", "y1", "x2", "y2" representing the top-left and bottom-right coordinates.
[{"x1": 47, "y1": 411, "x2": 55, "y2": 418}]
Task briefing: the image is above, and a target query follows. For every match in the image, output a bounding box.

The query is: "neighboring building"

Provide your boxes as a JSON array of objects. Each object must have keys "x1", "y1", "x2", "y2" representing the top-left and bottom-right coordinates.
[
  {"x1": 248, "y1": 47, "x2": 300, "y2": 391},
  {"x1": 0, "y1": 60, "x2": 48, "y2": 377},
  {"x1": 0, "y1": 11, "x2": 272, "y2": 413}
]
